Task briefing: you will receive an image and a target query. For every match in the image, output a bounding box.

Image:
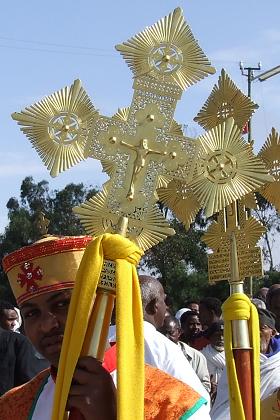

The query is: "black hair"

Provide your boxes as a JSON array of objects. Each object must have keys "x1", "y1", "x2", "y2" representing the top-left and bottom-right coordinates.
[
  {"x1": 200, "y1": 297, "x2": 222, "y2": 317},
  {"x1": 0, "y1": 300, "x2": 16, "y2": 317},
  {"x1": 266, "y1": 286, "x2": 280, "y2": 310},
  {"x1": 183, "y1": 299, "x2": 199, "y2": 307},
  {"x1": 258, "y1": 308, "x2": 276, "y2": 330},
  {"x1": 205, "y1": 320, "x2": 224, "y2": 338},
  {"x1": 180, "y1": 310, "x2": 199, "y2": 326}
]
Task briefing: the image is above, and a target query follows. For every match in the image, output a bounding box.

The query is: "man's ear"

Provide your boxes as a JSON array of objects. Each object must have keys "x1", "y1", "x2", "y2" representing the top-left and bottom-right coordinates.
[
  {"x1": 272, "y1": 328, "x2": 277, "y2": 337},
  {"x1": 145, "y1": 298, "x2": 157, "y2": 315}
]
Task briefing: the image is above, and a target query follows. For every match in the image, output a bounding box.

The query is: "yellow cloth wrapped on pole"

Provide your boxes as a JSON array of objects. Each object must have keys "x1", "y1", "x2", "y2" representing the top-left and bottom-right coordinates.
[
  {"x1": 51, "y1": 233, "x2": 144, "y2": 420},
  {"x1": 222, "y1": 293, "x2": 260, "y2": 420}
]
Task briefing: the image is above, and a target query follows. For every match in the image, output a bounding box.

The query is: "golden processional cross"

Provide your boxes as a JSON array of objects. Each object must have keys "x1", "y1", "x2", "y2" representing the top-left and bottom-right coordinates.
[
  {"x1": 13, "y1": 8, "x2": 217, "y2": 251},
  {"x1": 11, "y1": 8, "x2": 275, "y2": 420}
]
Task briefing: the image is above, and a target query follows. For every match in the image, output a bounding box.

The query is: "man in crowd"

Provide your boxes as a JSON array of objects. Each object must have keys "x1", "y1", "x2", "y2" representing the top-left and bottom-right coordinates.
[
  {"x1": 0, "y1": 236, "x2": 210, "y2": 419},
  {"x1": 0, "y1": 324, "x2": 46, "y2": 396},
  {"x1": 185, "y1": 300, "x2": 200, "y2": 314},
  {"x1": 160, "y1": 314, "x2": 211, "y2": 393},
  {"x1": 201, "y1": 321, "x2": 225, "y2": 403},
  {"x1": 139, "y1": 275, "x2": 210, "y2": 408},
  {"x1": 180, "y1": 310, "x2": 202, "y2": 346},
  {"x1": 254, "y1": 287, "x2": 269, "y2": 304},
  {"x1": 0, "y1": 299, "x2": 48, "y2": 396},
  {"x1": 0, "y1": 300, "x2": 19, "y2": 331},
  {"x1": 211, "y1": 308, "x2": 280, "y2": 419},
  {"x1": 267, "y1": 285, "x2": 280, "y2": 332},
  {"x1": 192, "y1": 297, "x2": 222, "y2": 350}
]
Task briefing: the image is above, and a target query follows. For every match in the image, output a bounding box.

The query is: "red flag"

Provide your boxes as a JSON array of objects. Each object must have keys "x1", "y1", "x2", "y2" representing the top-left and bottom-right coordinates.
[{"x1": 242, "y1": 122, "x2": 249, "y2": 134}]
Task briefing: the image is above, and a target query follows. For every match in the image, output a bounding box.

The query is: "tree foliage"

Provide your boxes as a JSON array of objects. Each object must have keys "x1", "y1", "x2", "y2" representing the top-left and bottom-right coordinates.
[
  {"x1": 142, "y1": 216, "x2": 229, "y2": 310},
  {"x1": 0, "y1": 176, "x2": 98, "y2": 301},
  {"x1": 252, "y1": 192, "x2": 280, "y2": 271}
]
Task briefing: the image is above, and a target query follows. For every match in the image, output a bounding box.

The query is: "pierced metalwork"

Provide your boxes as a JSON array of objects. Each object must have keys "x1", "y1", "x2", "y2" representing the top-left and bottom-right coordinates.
[
  {"x1": 12, "y1": 9, "x2": 273, "y2": 254},
  {"x1": 73, "y1": 186, "x2": 174, "y2": 251},
  {"x1": 12, "y1": 79, "x2": 98, "y2": 177},
  {"x1": 203, "y1": 201, "x2": 264, "y2": 284},
  {"x1": 258, "y1": 127, "x2": 280, "y2": 212},
  {"x1": 157, "y1": 180, "x2": 201, "y2": 230},
  {"x1": 190, "y1": 118, "x2": 273, "y2": 217},
  {"x1": 194, "y1": 69, "x2": 258, "y2": 131},
  {"x1": 116, "y1": 7, "x2": 215, "y2": 91}
]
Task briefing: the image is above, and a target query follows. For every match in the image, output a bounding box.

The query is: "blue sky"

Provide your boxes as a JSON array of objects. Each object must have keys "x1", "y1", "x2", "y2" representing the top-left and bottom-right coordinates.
[{"x1": 1, "y1": 0, "x2": 280, "y2": 258}]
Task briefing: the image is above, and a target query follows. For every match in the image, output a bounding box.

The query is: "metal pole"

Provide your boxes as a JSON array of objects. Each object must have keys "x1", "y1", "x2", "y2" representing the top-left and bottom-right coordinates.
[
  {"x1": 230, "y1": 232, "x2": 254, "y2": 420},
  {"x1": 239, "y1": 62, "x2": 261, "y2": 143},
  {"x1": 69, "y1": 217, "x2": 128, "y2": 420},
  {"x1": 240, "y1": 62, "x2": 261, "y2": 298}
]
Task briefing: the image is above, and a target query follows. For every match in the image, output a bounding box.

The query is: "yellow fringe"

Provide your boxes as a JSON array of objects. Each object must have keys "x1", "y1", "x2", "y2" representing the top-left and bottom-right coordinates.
[
  {"x1": 222, "y1": 293, "x2": 260, "y2": 420},
  {"x1": 51, "y1": 233, "x2": 144, "y2": 420}
]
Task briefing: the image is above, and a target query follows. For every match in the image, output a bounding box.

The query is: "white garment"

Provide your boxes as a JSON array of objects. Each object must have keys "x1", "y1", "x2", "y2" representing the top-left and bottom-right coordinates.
[
  {"x1": 31, "y1": 362, "x2": 208, "y2": 420},
  {"x1": 32, "y1": 375, "x2": 54, "y2": 420},
  {"x1": 210, "y1": 352, "x2": 280, "y2": 420},
  {"x1": 175, "y1": 307, "x2": 190, "y2": 321},
  {"x1": 201, "y1": 344, "x2": 225, "y2": 384},
  {"x1": 144, "y1": 321, "x2": 210, "y2": 413},
  {"x1": 178, "y1": 341, "x2": 211, "y2": 393},
  {"x1": 12, "y1": 307, "x2": 22, "y2": 333}
]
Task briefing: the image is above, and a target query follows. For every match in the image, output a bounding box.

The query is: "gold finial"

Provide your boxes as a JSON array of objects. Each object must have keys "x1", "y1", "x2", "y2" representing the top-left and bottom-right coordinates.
[{"x1": 36, "y1": 212, "x2": 50, "y2": 237}]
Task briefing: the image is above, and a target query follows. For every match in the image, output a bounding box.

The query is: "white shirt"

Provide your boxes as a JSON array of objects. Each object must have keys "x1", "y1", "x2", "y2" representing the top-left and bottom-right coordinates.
[
  {"x1": 211, "y1": 352, "x2": 280, "y2": 420},
  {"x1": 31, "y1": 327, "x2": 210, "y2": 420},
  {"x1": 32, "y1": 374, "x2": 54, "y2": 420},
  {"x1": 144, "y1": 321, "x2": 210, "y2": 418},
  {"x1": 178, "y1": 341, "x2": 211, "y2": 392}
]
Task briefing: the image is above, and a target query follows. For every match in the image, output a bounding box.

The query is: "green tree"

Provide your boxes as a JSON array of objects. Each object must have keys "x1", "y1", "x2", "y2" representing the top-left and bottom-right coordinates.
[
  {"x1": 252, "y1": 193, "x2": 280, "y2": 271},
  {"x1": 142, "y1": 216, "x2": 229, "y2": 309},
  {"x1": 0, "y1": 176, "x2": 98, "y2": 302}
]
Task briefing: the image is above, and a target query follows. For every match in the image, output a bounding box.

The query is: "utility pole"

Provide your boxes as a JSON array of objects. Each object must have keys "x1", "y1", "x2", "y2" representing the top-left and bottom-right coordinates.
[{"x1": 239, "y1": 62, "x2": 261, "y2": 143}]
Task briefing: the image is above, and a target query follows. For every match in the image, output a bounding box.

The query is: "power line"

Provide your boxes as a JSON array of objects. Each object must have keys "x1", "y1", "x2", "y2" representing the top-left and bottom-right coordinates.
[
  {"x1": 0, "y1": 35, "x2": 112, "y2": 52},
  {"x1": 0, "y1": 43, "x2": 116, "y2": 57}
]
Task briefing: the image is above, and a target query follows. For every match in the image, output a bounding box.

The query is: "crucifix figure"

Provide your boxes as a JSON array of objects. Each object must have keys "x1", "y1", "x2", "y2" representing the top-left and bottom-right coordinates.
[
  {"x1": 12, "y1": 7, "x2": 216, "y2": 249},
  {"x1": 120, "y1": 138, "x2": 167, "y2": 200}
]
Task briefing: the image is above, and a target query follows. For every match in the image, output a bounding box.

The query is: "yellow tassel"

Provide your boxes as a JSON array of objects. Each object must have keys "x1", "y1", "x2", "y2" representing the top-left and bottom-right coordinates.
[
  {"x1": 223, "y1": 293, "x2": 260, "y2": 420},
  {"x1": 52, "y1": 233, "x2": 144, "y2": 420}
]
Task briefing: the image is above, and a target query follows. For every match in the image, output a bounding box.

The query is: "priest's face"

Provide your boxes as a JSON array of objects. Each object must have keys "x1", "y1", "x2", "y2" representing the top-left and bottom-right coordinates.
[{"x1": 20, "y1": 289, "x2": 72, "y2": 367}]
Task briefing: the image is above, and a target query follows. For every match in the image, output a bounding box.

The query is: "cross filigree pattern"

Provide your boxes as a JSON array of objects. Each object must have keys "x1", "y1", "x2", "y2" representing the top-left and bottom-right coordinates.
[
  {"x1": 12, "y1": 8, "x2": 273, "y2": 252},
  {"x1": 203, "y1": 201, "x2": 265, "y2": 284}
]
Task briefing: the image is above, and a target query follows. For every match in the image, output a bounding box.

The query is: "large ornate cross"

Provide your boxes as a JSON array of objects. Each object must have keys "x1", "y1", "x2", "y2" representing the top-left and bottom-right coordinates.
[
  {"x1": 12, "y1": 9, "x2": 272, "y2": 252},
  {"x1": 12, "y1": 8, "x2": 216, "y2": 250}
]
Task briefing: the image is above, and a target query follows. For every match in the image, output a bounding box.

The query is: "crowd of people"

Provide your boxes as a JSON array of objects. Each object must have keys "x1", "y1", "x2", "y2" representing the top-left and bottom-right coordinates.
[{"x1": 0, "y1": 234, "x2": 280, "y2": 419}]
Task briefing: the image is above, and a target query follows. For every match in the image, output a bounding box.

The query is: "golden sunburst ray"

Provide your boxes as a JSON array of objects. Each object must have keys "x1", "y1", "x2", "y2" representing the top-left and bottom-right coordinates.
[
  {"x1": 116, "y1": 7, "x2": 215, "y2": 91},
  {"x1": 202, "y1": 220, "x2": 222, "y2": 251},
  {"x1": 241, "y1": 192, "x2": 258, "y2": 210},
  {"x1": 190, "y1": 118, "x2": 274, "y2": 217},
  {"x1": 130, "y1": 206, "x2": 175, "y2": 251},
  {"x1": 12, "y1": 79, "x2": 98, "y2": 177},
  {"x1": 157, "y1": 180, "x2": 201, "y2": 229},
  {"x1": 73, "y1": 188, "x2": 174, "y2": 251},
  {"x1": 258, "y1": 127, "x2": 280, "y2": 211},
  {"x1": 169, "y1": 120, "x2": 183, "y2": 136},
  {"x1": 101, "y1": 160, "x2": 116, "y2": 178},
  {"x1": 112, "y1": 107, "x2": 130, "y2": 122},
  {"x1": 240, "y1": 217, "x2": 266, "y2": 247},
  {"x1": 194, "y1": 69, "x2": 258, "y2": 131}
]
